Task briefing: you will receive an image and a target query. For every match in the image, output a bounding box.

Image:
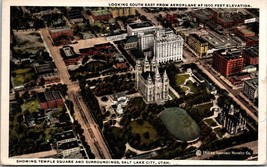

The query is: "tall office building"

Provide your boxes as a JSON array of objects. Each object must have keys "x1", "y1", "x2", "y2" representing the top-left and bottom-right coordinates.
[
  {"x1": 127, "y1": 21, "x2": 184, "y2": 63},
  {"x1": 212, "y1": 50, "x2": 244, "y2": 77},
  {"x1": 127, "y1": 21, "x2": 158, "y2": 51},
  {"x1": 154, "y1": 28, "x2": 184, "y2": 63}
]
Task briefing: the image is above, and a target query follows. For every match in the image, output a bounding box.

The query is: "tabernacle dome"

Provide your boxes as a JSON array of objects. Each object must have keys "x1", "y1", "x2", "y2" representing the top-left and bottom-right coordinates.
[{"x1": 159, "y1": 107, "x2": 200, "y2": 142}]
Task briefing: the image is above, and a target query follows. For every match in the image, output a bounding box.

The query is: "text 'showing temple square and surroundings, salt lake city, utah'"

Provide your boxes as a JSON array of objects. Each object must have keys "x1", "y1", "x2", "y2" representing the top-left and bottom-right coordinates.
[{"x1": 1, "y1": 0, "x2": 267, "y2": 165}]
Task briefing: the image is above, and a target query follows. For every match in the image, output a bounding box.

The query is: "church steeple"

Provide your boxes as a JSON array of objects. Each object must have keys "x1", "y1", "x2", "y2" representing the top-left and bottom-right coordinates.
[
  {"x1": 135, "y1": 59, "x2": 142, "y2": 72},
  {"x1": 151, "y1": 56, "x2": 157, "y2": 72},
  {"x1": 163, "y1": 69, "x2": 168, "y2": 82},
  {"x1": 155, "y1": 65, "x2": 161, "y2": 82},
  {"x1": 147, "y1": 73, "x2": 153, "y2": 85},
  {"x1": 144, "y1": 55, "x2": 150, "y2": 72}
]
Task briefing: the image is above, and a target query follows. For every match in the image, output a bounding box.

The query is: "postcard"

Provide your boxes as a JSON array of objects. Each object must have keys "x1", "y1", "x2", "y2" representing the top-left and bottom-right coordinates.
[{"x1": 1, "y1": 0, "x2": 266, "y2": 165}]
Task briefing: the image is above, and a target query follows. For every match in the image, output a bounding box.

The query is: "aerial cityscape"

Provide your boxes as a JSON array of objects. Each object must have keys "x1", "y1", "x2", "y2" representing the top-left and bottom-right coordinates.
[{"x1": 9, "y1": 6, "x2": 259, "y2": 160}]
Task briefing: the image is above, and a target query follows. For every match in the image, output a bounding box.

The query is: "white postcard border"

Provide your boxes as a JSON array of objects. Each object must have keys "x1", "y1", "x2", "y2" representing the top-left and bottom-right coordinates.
[{"x1": 1, "y1": 0, "x2": 267, "y2": 165}]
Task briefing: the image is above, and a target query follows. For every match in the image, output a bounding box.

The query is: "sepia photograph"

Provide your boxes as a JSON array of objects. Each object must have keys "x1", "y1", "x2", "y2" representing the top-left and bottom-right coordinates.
[{"x1": 1, "y1": 0, "x2": 266, "y2": 165}]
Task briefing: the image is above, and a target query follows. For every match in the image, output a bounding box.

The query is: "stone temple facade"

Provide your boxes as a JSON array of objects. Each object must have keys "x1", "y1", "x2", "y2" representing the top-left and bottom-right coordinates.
[
  {"x1": 217, "y1": 104, "x2": 247, "y2": 135},
  {"x1": 135, "y1": 55, "x2": 169, "y2": 104}
]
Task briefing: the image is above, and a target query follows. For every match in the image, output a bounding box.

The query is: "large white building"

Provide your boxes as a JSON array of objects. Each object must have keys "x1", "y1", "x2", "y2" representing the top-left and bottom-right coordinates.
[
  {"x1": 154, "y1": 28, "x2": 184, "y2": 63},
  {"x1": 135, "y1": 56, "x2": 169, "y2": 104},
  {"x1": 127, "y1": 21, "x2": 157, "y2": 51},
  {"x1": 127, "y1": 21, "x2": 184, "y2": 63},
  {"x1": 127, "y1": 21, "x2": 156, "y2": 36}
]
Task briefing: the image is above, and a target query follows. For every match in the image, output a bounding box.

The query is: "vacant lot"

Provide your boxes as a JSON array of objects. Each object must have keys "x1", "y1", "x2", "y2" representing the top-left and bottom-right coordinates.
[{"x1": 13, "y1": 31, "x2": 45, "y2": 53}]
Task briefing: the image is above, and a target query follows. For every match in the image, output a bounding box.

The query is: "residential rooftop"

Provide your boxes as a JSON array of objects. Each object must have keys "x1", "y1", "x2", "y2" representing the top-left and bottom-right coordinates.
[
  {"x1": 128, "y1": 21, "x2": 154, "y2": 29},
  {"x1": 52, "y1": 91, "x2": 62, "y2": 100},
  {"x1": 45, "y1": 91, "x2": 54, "y2": 101}
]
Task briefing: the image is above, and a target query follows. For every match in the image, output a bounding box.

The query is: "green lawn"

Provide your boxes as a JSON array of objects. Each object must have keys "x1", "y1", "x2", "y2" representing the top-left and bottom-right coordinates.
[
  {"x1": 15, "y1": 68, "x2": 32, "y2": 75},
  {"x1": 214, "y1": 127, "x2": 226, "y2": 138},
  {"x1": 181, "y1": 86, "x2": 188, "y2": 92},
  {"x1": 175, "y1": 74, "x2": 190, "y2": 86},
  {"x1": 185, "y1": 80, "x2": 198, "y2": 93},
  {"x1": 21, "y1": 99, "x2": 40, "y2": 113},
  {"x1": 130, "y1": 120, "x2": 158, "y2": 145},
  {"x1": 13, "y1": 73, "x2": 34, "y2": 87},
  {"x1": 205, "y1": 118, "x2": 218, "y2": 127},
  {"x1": 194, "y1": 103, "x2": 213, "y2": 113}
]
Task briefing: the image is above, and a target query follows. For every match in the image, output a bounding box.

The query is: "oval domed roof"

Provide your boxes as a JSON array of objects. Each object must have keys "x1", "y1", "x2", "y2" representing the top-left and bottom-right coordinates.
[{"x1": 160, "y1": 107, "x2": 200, "y2": 142}]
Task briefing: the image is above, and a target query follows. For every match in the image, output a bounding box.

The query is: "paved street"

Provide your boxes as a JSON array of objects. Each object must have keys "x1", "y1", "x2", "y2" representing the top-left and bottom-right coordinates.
[
  {"x1": 40, "y1": 28, "x2": 112, "y2": 159},
  {"x1": 40, "y1": 29, "x2": 72, "y2": 86},
  {"x1": 135, "y1": 8, "x2": 161, "y2": 26},
  {"x1": 72, "y1": 91, "x2": 112, "y2": 159},
  {"x1": 11, "y1": 150, "x2": 57, "y2": 158}
]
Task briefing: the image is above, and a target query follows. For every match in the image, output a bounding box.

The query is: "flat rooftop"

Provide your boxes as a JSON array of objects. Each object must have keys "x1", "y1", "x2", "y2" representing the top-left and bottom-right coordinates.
[
  {"x1": 60, "y1": 46, "x2": 80, "y2": 59},
  {"x1": 216, "y1": 50, "x2": 243, "y2": 60},
  {"x1": 50, "y1": 26, "x2": 71, "y2": 32},
  {"x1": 190, "y1": 34, "x2": 207, "y2": 43},
  {"x1": 223, "y1": 53, "x2": 242, "y2": 60},
  {"x1": 244, "y1": 78, "x2": 258, "y2": 89},
  {"x1": 55, "y1": 130, "x2": 76, "y2": 142},
  {"x1": 124, "y1": 35, "x2": 138, "y2": 44},
  {"x1": 67, "y1": 9, "x2": 83, "y2": 19},
  {"x1": 91, "y1": 9, "x2": 111, "y2": 16},
  {"x1": 244, "y1": 45, "x2": 259, "y2": 57},
  {"x1": 34, "y1": 63, "x2": 54, "y2": 74},
  {"x1": 58, "y1": 140, "x2": 79, "y2": 150},
  {"x1": 128, "y1": 21, "x2": 154, "y2": 29},
  {"x1": 63, "y1": 47, "x2": 75, "y2": 57},
  {"x1": 192, "y1": 71, "x2": 205, "y2": 82}
]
